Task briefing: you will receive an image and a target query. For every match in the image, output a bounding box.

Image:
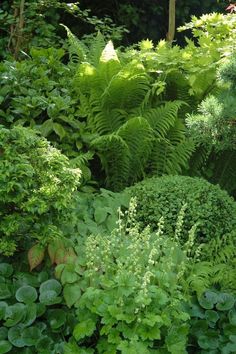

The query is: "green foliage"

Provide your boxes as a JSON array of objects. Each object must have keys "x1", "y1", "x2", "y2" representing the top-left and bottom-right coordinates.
[
  {"x1": 187, "y1": 289, "x2": 236, "y2": 353},
  {"x1": 73, "y1": 38, "x2": 194, "y2": 190},
  {"x1": 126, "y1": 175, "x2": 236, "y2": 244},
  {"x1": 187, "y1": 54, "x2": 236, "y2": 197},
  {"x1": 59, "y1": 205, "x2": 190, "y2": 353},
  {"x1": 0, "y1": 261, "x2": 76, "y2": 353},
  {"x1": 0, "y1": 126, "x2": 80, "y2": 256},
  {"x1": 74, "y1": 188, "x2": 130, "y2": 238}
]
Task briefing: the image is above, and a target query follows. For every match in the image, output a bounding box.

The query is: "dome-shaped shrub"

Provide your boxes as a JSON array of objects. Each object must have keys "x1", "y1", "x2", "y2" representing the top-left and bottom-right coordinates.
[
  {"x1": 127, "y1": 175, "x2": 236, "y2": 244},
  {"x1": 0, "y1": 126, "x2": 81, "y2": 256}
]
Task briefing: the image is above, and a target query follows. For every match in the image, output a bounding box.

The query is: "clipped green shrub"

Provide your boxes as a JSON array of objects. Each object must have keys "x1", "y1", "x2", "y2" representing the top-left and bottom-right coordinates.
[
  {"x1": 0, "y1": 126, "x2": 81, "y2": 256},
  {"x1": 127, "y1": 175, "x2": 236, "y2": 244},
  {"x1": 59, "y1": 206, "x2": 190, "y2": 353},
  {"x1": 0, "y1": 261, "x2": 76, "y2": 354}
]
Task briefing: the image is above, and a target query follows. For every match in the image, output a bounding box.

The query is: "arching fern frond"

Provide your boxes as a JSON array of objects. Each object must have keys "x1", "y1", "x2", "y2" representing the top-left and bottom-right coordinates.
[
  {"x1": 91, "y1": 134, "x2": 130, "y2": 191},
  {"x1": 117, "y1": 117, "x2": 154, "y2": 184}
]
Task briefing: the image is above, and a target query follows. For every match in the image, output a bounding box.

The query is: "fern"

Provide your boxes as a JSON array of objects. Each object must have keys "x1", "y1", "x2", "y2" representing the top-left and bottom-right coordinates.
[{"x1": 71, "y1": 39, "x2": 195, "y2": 190}]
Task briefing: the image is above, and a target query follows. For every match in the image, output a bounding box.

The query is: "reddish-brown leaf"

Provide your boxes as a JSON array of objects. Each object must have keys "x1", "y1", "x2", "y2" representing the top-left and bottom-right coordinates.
[
  {"x1": 28, "y1": 243, "x2": 45, "y2": 271},
  {"x1": 63, "y1": 247, "x2": 77, "y2": 264}
]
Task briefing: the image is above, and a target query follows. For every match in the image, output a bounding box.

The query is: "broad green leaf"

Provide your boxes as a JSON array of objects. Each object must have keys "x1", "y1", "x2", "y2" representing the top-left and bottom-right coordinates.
[
  {"x1": 36, "y1": 303, "x2": 46, "y2": 317},
  {"x1": 39, "y1": 279, "x2": 62, "y2": 295},
  {"x1": 4, "y1": 303, "x2": 26, "y2": 327},
  {"x1": 199, "y1": 291, "x2": 218, "y2": 310},
  {"x1": 63, "y1": 283, "x2": 81, "y2": 308},
  {"x1": 0, "y1": 264, "x2": 13, "y2": 278},
  {"x1": 205, "y1": 310, "x2": 220, "y2": 324},
  {"x1": 53, "y1": 123, "x2": 66, "y2": 140},
  {"x1": 15, "y1": 286, "x2": 37, "y2": 304},
  {"x1": 216, "y1": 293, "x2": 235, "y2": 311},
  {"x1": 73, "y1": 319, "x2": 96, "y2": 341},
  {"x1": 40, "y1": 119, "x2": 54, "y2": 137},
  {"x1": 61, "y1": 267, "x2": 78, "y2": 285},
  {"x1": 0, "y1": 340, "x2": 12, "y2": 354},
  {"x1": 21, "y1": 326, "x2": 41, "y2": 346},
  {"x1": 198, "y1": 332, "x2": 219, "y2": 350},
  {"x1": 8, "y1": 325, "x2": 25, "y2": 348},
  {"x1": 28, "y1": 244, "x2": 45, "y2": 271},
  {"x1": 39, "y1": 291, "x2": 62, "y2": 306},
  {"x1": 36, "y1": 336, "x2": 53, "y2": 352},
  {"x1": 47, "y1": 309, "x2": 66, "y2": 329},
  {"x1": 94, "y1": 208, "x2": 108, "y2": 224}
]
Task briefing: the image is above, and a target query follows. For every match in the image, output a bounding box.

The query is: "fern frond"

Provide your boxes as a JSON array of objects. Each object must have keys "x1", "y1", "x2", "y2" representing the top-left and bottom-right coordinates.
[
  {"x1": 144, "y1": 101, "x2": 183, "y2": 138},
  {"x1": 91, "y1": 109, "x2": 127, "y2": 135},
  {"x1": 91, "y1": 134, "x2": 130, "y2": 191},
  {"x1": 62, "y1": 25, "x2": 87, "y2": 63},
  {"x1": 117, "y1": 117, "x2": 154, "y2": 184},
  {"x1": 186, "y1": 262, "x2": 212, "y2": 296}
]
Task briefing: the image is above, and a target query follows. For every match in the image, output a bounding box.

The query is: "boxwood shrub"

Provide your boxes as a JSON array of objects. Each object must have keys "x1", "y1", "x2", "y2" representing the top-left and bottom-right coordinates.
[{"x1": 126, "y1": 175, "x2": 236, "y2": 244}]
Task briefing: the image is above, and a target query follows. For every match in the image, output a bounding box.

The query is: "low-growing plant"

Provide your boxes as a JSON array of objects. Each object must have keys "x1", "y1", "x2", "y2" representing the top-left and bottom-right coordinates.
[
  {"x1": 187, "y1": 289, "x2": 236, "y2": 353},
  {"x1": 0, "y1": 261, "x2": 76, "y2": 354},
  {"x1": 0, "y1": 126, "x2": 81, "y2": 257},
  {"x1": 126, "y1": 175, "x2": 236, "y2": 244},
  {"x1": 58, "y1": 201, "x2": 191, "y2": 353}
]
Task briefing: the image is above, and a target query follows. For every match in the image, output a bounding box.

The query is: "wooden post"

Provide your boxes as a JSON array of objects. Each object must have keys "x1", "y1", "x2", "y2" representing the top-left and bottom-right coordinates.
[{"x1": 167, "y1": 0, "x2": 176, "y2": 44}]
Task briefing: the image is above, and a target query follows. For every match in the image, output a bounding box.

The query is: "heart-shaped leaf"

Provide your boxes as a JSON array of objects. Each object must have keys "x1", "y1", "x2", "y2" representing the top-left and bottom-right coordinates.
[
  {"x1": 199, "y1": 291, "x2": 218, "y2": 310},
  {"x1": 28, "y1": 244, "x2": 45, "y2": 271},
  {"x1": 63, "y1": 283, "x2": 81, "y2": 308},
  {"x1": 39, "y1": 291, "x2": 62, "y2": 306},
  {"x1": 39, "y1": 279, "x2": 62, "y2": 295}
]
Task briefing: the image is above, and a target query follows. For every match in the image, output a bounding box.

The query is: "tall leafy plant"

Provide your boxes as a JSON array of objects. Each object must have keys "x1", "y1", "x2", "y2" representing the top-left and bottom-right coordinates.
[{"x1": 72, "y1": 37, "x2": 194, "y2": 191}]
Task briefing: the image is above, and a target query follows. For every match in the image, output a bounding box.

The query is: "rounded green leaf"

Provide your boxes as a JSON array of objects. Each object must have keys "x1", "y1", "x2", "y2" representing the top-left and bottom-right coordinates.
[
  {"x1": 4, "y1": 303, "x2": 26, "y2": 327},
  {"x1": 198, "y1": 332, "x2": 219, "y2": 350},
  {"x1": 63, "y1": 283, "x2": 81, "y2": 308},
  {"x1": 39, "y1": 279, "x2": 62, "y2": 295},
  {"x1": 39, "y1": 290, "x2": 62, "y2": 306},
  {"x1": 0, "y1": 264, "x2": 13, "y2": 278},
  {"x1": 0, "y1": 340, "x2": 12, "y2": 354},
  {"x1": 36, "y1": 336, "x2": 53, "y2": 352},
  {"x1": 199, "y1": 291, "x2": 218, "y2": 310},
  {"x1": 47, "y1": 309, "x2": 66, "y2": 329},
  {"x1": 216, "y1": 293, "x2": 235, "y2": 311},
  {"x1": 36, "y1": 303, "x2": 46, "y2": 317},
  {"x1": 21, "y1": 326, "x2": 41, "y2": 346},
  {"x1": 15, "y1": 286, "x2": 37, "y2": 304},
  {"x1": 0, "y1": 327, "x2": 8, "y2": 340},
  {"x1": 8, "y1": 325, "x2": 25, "y2": 347},
  {"x1": 205, "y1": 310, "x2": 220, "y2": 324}
]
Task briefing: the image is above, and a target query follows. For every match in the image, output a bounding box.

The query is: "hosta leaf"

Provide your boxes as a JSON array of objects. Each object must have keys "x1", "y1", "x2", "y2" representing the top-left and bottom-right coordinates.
[
  {"x1": 28, "y1": 244, "x2": 45, "y2": 271},
  {"x1": 63, "y1": 283, "x2": 81, "y2": 308},
  {"x1": 15, "y1": 286, "x2": 37, "y2": 304}
]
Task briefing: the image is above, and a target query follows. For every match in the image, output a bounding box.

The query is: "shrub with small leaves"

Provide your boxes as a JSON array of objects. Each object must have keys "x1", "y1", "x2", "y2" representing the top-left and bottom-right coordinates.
[
  {"x1": 126, "y1": 175, "x2": 236, "y2": 244},
  {"x1": 0, "y1": 126, "x2": 81, "y2": 256}
]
